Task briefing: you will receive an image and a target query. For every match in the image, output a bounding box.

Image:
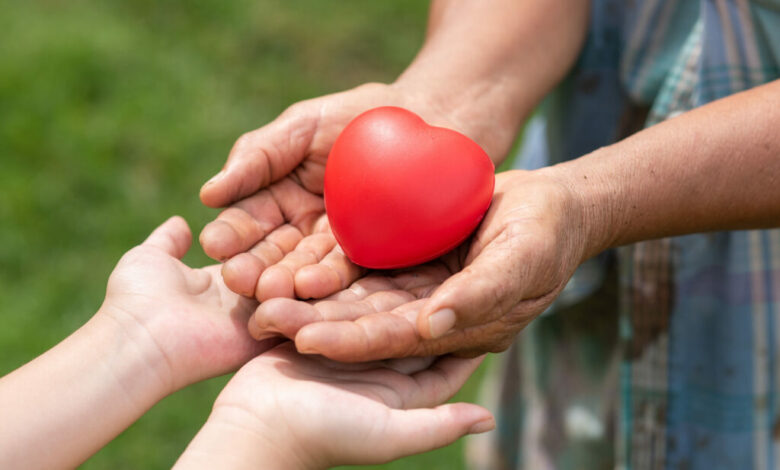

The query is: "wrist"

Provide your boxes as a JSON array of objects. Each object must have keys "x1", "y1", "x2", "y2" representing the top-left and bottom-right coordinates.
[
  {"x1": 176, "y1": 407, "x2": 314, "y2": 470},
  {"x1": 93, "y1": 305, "x2": 175, "y2": 398},
  {"x1": 391, "y1": 75, "x2": 527, "y2": 163},
  {"x1": 537, "y1": 153, "x2": 622, "y2": 262}
]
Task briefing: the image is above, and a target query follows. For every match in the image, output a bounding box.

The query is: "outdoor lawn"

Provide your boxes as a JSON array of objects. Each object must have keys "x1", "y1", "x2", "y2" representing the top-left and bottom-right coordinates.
[{"x1": 0, "y1": 1, "x2": 500, "y2": 468}]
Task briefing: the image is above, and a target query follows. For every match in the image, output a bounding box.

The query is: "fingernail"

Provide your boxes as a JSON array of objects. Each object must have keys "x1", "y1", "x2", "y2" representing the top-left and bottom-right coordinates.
[
  {"x1": 468, "y1": 418, "x2": 496, "y2": 434},
  {"x1": 204, "y1": 170, "x2": 225, "y2": 186},
  {"x1": 296, "y1": 344, "x2": 318, "y2": 355},
  {"x1": 428, "y1": 308, "x2": 456, "y2": 338}
]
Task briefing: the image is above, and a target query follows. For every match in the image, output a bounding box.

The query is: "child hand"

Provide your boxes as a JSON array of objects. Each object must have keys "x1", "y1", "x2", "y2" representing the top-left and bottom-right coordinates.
[
  {"x1": 0, "y1": 216, "x2": 282, "y2": 469},
  {"x1": 99, "y1": 216, "x2": 280, "y2": 393},
  {"x1": 176, "y1": 343, "x2": 494, "y2": 469}
]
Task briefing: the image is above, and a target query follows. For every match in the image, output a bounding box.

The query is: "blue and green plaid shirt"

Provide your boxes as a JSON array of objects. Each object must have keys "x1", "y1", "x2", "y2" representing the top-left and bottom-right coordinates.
[{"x1": 467, "y1": 1, "x2": 780, "y2": 469}]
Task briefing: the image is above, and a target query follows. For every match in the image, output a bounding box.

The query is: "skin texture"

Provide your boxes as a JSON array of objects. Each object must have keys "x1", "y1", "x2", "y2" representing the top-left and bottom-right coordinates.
[
  {"x1": 199, "y1": 0, "x2": 590, "y2": 304},
  {"x1": 200, "y1": 0, "x2": 779, "y2": 363},
  {"x1": 175, "y1": 344, "x2": 494, "y2": 470},
  {"x1": 248, "y1": 171, "x2": 584, "y2": 360},
  {"x1": 0, "y1": 218, "x2": 493, "y2": 469},
  {"x1": 247, "y1": 79, "x2": 780, "y2": 362},
  {"x1": 0, "y1": 217, "x2": 278, "y2": 470}
]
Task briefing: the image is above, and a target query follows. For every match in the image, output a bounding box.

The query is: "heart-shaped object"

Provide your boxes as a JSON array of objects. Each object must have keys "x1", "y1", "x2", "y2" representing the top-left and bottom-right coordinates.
[{"x1": 324, "y1": 106, "x2": 495, "y2": 269}]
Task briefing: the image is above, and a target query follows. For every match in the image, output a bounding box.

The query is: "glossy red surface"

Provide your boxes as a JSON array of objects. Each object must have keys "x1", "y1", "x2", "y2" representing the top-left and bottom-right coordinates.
[{"x1": 324, "y1": 106, "x2": 495, "y2": 269}]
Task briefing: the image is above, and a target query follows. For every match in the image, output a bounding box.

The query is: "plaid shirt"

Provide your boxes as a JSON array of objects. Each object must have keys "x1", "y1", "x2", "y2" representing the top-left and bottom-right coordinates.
[{"x1": 467, "y1": 1, "x2": 780, "y2": 469}]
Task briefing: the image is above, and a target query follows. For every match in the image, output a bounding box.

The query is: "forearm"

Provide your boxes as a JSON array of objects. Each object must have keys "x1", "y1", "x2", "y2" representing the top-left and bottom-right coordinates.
[
  {"x1": 396, "y1": 0, "x2": 590, "y2": 160},
  {"x1": 551, "y1": 79, "x2": 780, "y2": 259},
  {"x1": 0, "y1": 312, "x2": 170, "y2": 469}
]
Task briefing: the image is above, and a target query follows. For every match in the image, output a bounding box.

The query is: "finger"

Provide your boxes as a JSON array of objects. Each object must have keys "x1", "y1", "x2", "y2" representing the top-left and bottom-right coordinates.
[
  {"x1": 315, "y1": 289, "x2": 414, "y2": 320},
  {"x1": 295, "y1": 299, "x2": 515, "y2": 361},
  {"x1": 370, "y1": 404, "x2": 494, "y2": 463},
  {"x1": 294, "y1": 245, "x2": 365, "y2": 299},
  {"x1": 221, "y1": 224, "x2": 304, "y2": 297},
  {"x1": 200, "y1": 104, "x2": 320, "y2": 208},
  {"x1": 142, "y1": 216, "x2": 192, "y2": 259},
  {"x1": 417, "y1": 239, "x2": 531, "y2": 340},
  {"x1": 381, "y1": 356, "x2": 437, "y2": 375},
  {"x1": 200, "y1": 179, "x2": 324, "y2": 261},
  {"x1": 249, "y1": 298, "x2": 320, "y2": 340},
  {"x1": 318, "y1": 275, "x2": 401, "y2": 302},
  {"x1": 255, "y1": 233, "x2": 336, "y2": 301},
  {"x1": 294, "y1": 300, "x2": 427, "y2": 361},
  {"x1": 360, "y1": 356, "x2": 482, "y2": 410},
  {"x1": 404, "y1": 356, "x2": 484, "y2": 408},
  {"x1": 249, "y1": 290, "x2": 415, "y2": 340},
  {"x1": 199, "y1": 191, "x2": 284, "y2": 261}
]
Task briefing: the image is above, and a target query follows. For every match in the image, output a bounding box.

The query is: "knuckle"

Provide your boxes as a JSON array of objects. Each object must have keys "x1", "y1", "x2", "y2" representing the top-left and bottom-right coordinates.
[
  {"x1": 233, "y1": 131, "x2": 255, "y2": 152},
  {"x1": 280, "y1": 100, "x2": 308, "y2": 118}
]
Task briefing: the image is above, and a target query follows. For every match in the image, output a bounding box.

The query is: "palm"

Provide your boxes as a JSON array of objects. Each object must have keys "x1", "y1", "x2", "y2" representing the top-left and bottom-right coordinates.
[
  {"x1": 102, "y1": 220, "x2": 278, "y2": 390},
  {"x1": 250, "y1": 171, "x2": 582, "y2": 361},
  {"x1": 213, "y1": 342, "x2": 489, "y2": 467},
  {"x1": 199, "y1": 83, "x2": 460, "y2": 302}
]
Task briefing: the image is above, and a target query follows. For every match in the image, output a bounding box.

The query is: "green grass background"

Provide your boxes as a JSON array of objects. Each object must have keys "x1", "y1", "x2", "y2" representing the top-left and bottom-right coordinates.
[{"x1": 0, "y1": 1, "x2": 499, "y2": 468}]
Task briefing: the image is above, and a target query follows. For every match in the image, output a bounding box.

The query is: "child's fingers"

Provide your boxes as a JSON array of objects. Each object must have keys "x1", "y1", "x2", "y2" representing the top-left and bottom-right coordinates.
[
  {"x1": 142, "y1": 216, "x2": 192, "y2": 259},
  {"x1": 374, "y1": 404, "x2": 494, "y2": 462},
  {"x1": 404, "y1": 355, "x2": 484, "y2": 408}
]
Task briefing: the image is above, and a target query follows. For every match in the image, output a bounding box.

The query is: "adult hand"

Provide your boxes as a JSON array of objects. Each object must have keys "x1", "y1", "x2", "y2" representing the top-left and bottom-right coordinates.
[
  {"x1": 175, "y1": 343, "x2": 493, "y2": 469},
  {"x1": 198, "y1": 82, "x2": 510, "y2": 303},
  {"x1": 246, "y1": 169, "x2": 596, "y2": 361},
  {"x1": 198, "y1": 0, "x2": 588, "y2": 306},
  {"x1": 198, "y1": 83, "x2": 470, "y2": 302},
  {"x1": 100, "y1": 216, "x2": 280, "y2": 392}
]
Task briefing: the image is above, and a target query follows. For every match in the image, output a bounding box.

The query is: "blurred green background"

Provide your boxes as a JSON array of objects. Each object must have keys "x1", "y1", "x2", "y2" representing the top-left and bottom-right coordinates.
[{"x1": 0, "y1": 1, "x2": 495, "y2": 468}]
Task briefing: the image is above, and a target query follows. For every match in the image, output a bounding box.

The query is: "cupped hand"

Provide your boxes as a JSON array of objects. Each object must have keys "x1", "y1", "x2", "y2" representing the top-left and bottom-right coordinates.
[
  {"x1": 99, "y1": 216, "x2": 281, "y2": 393},
  {"x1": 247, "y1": 169, "x2": 595, "y2": 361},
  {"x1": 196, "y1": 342, "x2": 493, "y2": 469},
  {"x1": 198, "y1": 82, "x2": 478, "y2": 303}
]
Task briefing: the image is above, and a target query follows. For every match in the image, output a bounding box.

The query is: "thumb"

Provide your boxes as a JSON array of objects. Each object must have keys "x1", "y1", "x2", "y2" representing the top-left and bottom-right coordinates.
[
  {"x1": 376, "y1": 404, "x2": 494, "y2": 462},
  {"x1": 417, "y1": 241, "x2": 526, "y2": 340},
  {"x1": 199, "y1": 104, "x2": 320, "y2": 208},
  {"x1": 142, "y1": 216, "x2": 192, "y2": 259}
]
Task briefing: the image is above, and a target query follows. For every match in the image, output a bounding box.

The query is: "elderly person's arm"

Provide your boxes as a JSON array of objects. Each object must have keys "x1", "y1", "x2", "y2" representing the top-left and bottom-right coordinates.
[
  {"x1": 249, "y1": 79, "x2": 780, "y2": 361},
  {"x1": 198, "y1": 0, "x2": 590, "y2": 303}
]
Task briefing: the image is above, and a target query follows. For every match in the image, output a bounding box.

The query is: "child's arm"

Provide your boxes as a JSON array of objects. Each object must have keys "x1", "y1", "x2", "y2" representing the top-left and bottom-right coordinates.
[
  {"x1": 0, "y1": 217, "x2": 278, "y2": 469},
  {"x1": 175, "y1": 344, "x2": 493, "y2": 470},
  {"x1": 0, "y1": 313, "x2": 170, "y2": 468}
]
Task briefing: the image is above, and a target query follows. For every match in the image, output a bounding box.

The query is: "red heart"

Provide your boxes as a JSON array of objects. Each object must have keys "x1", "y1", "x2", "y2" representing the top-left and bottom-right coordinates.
[{"x1": 324, "y1": 106, "x2": 495, "y2": 269}]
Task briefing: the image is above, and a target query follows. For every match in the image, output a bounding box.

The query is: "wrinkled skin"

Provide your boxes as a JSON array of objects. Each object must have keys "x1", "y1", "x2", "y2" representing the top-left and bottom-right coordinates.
[
  {"x1": 246, "y1": 170, "x2": 589, "y2": 362},
  {"x1": 199, "y1": 83, "x2": 466, "y2": 303},
  {"x1": 197, "y1": 82, "x2": 587, "y2": 361}
]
